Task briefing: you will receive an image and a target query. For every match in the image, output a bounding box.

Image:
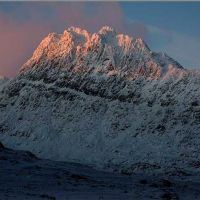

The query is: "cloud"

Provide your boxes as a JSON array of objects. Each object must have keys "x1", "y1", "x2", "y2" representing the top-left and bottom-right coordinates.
[
  {"x1": 0, "y1": 2, "x2": 148, "y2": 77},
  {"x1": 147, "y1": 25, "x2": 200, "y2": 68},
  {"x1": 56, "y1": 2, "x2": 148, "y2": 38},
  {"x1": 0, "y1": 13, "x2": 52, "y2": 77}
]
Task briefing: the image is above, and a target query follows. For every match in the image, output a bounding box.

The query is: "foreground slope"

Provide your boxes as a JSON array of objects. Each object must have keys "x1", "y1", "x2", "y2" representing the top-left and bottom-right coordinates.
[
  {"x1": 0, "y1": 26, "x2": 200, "y2": 175},
  {"x1": 1, "y1": 142, "x2": 200, "y2": 200}
]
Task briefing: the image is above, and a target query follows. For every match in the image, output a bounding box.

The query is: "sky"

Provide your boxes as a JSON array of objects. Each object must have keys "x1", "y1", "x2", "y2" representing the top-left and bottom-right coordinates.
[{"x1": 0, "y1": 2, "x2": 200, "y2": 77}]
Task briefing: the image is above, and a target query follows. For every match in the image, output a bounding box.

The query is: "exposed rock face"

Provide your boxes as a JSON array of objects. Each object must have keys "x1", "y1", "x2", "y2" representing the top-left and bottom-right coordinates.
[{"x1": 0, "y1": 26, "x2": 199, "y2": 174}]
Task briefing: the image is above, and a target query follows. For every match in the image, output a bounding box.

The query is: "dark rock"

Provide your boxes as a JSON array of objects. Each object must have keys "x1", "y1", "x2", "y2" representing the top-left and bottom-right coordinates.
[
  {"x1": 139, "y1": 179, "x2": 148, "y2": 184},
  {"x1": 0, "y1": 141, "x2": 4, "y2": 149},
  {"x1": 161, "y1": 179, "x2": 172, "y2": 187},
  {"x1": 161, "y1": 192, "x2": 179, "y2": 200}
]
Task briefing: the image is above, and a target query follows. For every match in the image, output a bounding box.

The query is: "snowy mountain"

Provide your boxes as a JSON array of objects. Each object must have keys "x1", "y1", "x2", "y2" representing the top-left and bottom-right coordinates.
[{"x1": 0, "y1": 26, "x2": 200, "y2": 175}]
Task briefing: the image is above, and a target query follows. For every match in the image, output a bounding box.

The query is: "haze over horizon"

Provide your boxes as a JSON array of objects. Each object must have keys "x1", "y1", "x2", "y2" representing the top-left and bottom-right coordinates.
[{"x1": 0, "y1": 2, "x2": 200, "y2": 77}]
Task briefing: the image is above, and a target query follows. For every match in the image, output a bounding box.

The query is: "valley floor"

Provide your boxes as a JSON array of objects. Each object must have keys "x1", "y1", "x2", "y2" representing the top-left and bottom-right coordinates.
[{"x1": 0, "y1": 144, "x2": 200, "y2": 200}]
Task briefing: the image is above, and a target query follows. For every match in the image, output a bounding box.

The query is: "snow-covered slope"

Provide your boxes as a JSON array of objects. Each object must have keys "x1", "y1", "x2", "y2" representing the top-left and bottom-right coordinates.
[
  {"x1": 0, "y1": 76, "x2": 9, "y2": 91},
  {"x1": 0, "y1": 26, "x2": 199, "y2": 175}
]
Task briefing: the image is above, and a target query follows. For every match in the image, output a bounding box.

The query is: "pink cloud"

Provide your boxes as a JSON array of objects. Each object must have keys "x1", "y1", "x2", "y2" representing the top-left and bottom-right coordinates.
[
  {"x1": 0, "y1": 13, "x2": 52, "y2": 77},
  {"x1": 56, "y1": 2, "x2": 147, "y2": 37},
  {"x1": 0, "y1": 3, "x2": 147, "y2": 77}
]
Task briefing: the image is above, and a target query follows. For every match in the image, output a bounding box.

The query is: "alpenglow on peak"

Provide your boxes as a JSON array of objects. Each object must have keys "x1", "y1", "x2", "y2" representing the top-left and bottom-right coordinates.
[{"x1": 20, "y1": 26, "x2": 184, "y2": 81}]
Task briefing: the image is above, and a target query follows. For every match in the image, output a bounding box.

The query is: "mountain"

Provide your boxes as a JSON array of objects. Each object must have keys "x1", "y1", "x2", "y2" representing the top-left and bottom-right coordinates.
[{"x1": 0, "y1": 26, "x2": 200, "y2": 175}]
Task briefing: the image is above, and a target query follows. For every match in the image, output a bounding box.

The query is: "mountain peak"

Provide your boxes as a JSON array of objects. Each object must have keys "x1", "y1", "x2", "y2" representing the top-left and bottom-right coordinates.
[
  {"x1": 64, "y1": 26, "x2": 91, "y2": 38},
  {"x1": 20, "y1": 26, "x2": 185, "y2": 81},
  {"x1": 99, "y1": 26, "x2": 116, "y2": 35}
]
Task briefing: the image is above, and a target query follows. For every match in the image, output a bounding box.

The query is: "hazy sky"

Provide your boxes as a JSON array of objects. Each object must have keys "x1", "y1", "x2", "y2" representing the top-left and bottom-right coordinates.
[{"x1": 0, "y1": 2, "x2": 200, "y2": 77}]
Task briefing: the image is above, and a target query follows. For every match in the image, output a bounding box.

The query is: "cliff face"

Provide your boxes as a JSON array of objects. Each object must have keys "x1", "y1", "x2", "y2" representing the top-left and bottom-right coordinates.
[{"x1": 0, "y1": 26, "x2": 199, "y2": 174}]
